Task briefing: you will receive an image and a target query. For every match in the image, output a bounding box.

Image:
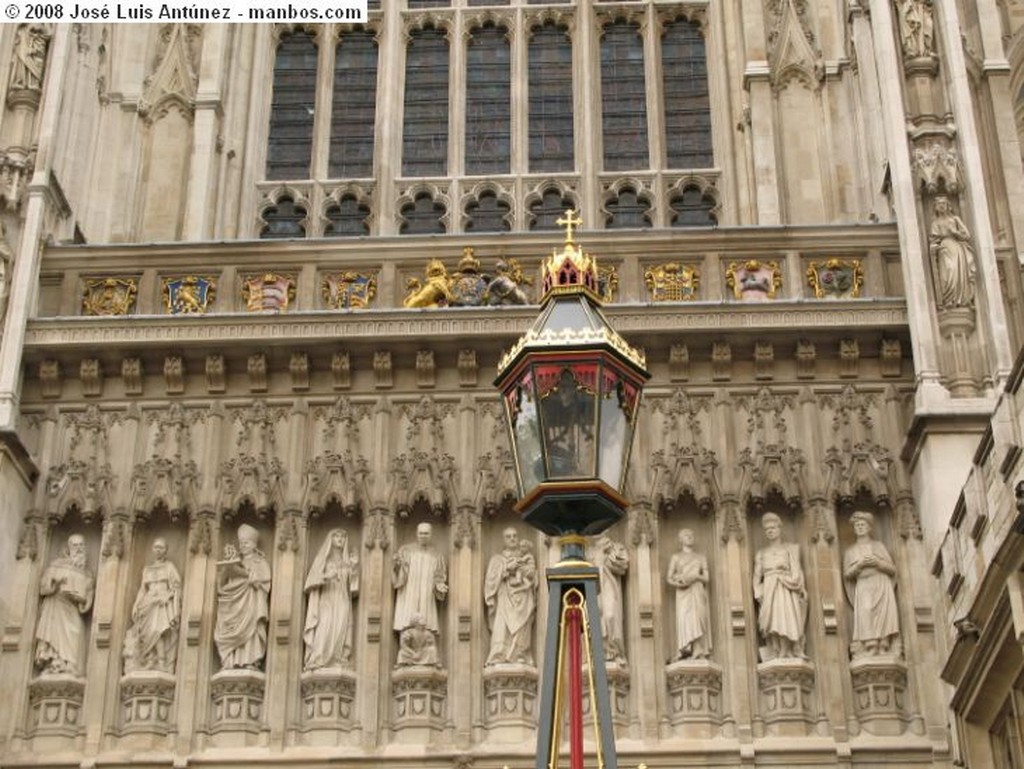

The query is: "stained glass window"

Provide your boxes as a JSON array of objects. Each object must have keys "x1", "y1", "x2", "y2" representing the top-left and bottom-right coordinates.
[
  {"x1": 330, "y1": 31, "x2": 378, "y2": 179},
  {"x1": 401, "y1": 192, "x2": 447, "y2": 234},
  {"x1": 529, "y1": 24, "x2": 574, "y2": 173},
  {"x1": 662, "y1": 18, "x2": 713, "y2": 169},
  {"x1": 600, "y1": 21, "x2": 648, "y2": 171},
  {"x1": 466, "y1": 25, "x2": 511, "y2": 175},
  {"x1": 466, "y1": 191, "x2": 511, "y2": 232},
  {"x1": 261, "y1": 197, "x2": 307, "y2": 238},
  {"x1": 266, "y1": 32, "x2": 317, "y2": 180},
  {"x1": 529, "y1": 188, "x2": 575, "y2": 230},
  {"x1": 326, "y1": 195, "x2": 371, "y2": 236},
  {"x1": 669, "y1": 185, "x2": 716, "y2": 226},
  {"x1": 605, "y1": 187, "x2": 651, "y2": 229},
  {"x1": 403, "y1": 27, "x2": 450, "y2": 177}
]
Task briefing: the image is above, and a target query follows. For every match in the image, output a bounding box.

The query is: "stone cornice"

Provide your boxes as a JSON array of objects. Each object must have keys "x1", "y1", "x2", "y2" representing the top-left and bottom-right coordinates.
[{"x1": 24, "y1": 300, "x2": 908, "y2": 351}]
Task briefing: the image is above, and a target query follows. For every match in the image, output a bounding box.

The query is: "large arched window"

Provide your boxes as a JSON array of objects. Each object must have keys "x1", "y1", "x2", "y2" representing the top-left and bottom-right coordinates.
[
  {"x1": 330, "y1": 30, "x2": 378, "y2": 179},
  {"x1": 601, "y1": 20, "x2": 648, "y2": 171},
  {"x1": 661, "y1": 18, "x2": 712, "y2": 169},
  {"x1": 266, "y1": 32, "x2": 317, "y2": 180},
  {"x1": 466, "y1": 24, "x2": 511, "y2": 175},
  {"x1": 403, "y1": 27, "x2": 450, "y2": 177},
  {"x1": 529, "y1": 23, "x2": 574, "y2": 173}
]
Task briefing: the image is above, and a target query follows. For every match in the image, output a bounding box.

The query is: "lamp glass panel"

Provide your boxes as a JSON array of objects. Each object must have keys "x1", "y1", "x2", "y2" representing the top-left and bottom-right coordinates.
[
  {"x1": 539, "y1": 366, "x2": 597, "y2": 479},
  {"x1": 542, "y1": 298, "x2": 593, "y2": 333},
  {"x1": 597, "y1": 370, "x2": 629, "y2": 490},
  {"x1": 511, "y1": 381, "x2": 544, "y2": 492}
]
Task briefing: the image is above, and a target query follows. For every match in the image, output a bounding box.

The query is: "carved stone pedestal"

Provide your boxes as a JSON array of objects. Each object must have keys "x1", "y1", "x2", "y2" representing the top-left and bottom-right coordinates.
[
  {"x1": 301, "y1": 667, "x2": 356, "y2": 725},
  {"x1": 937, "y1": 307, "x2": 979, "y2": 396},
  {"x1": 120, "y1": 670, "x2": 175, "y2": 734},
  {"x1": 391, "y1": 666, "x2": 447, "y2": 742},
  {"x1": 483, "y1": 663, "x2": 537, "y2": 740},
  {"x1": 850, "y1": 657, "x2": 907, "y2": 736},
  {"x1": 665, "y1": 659, "x2": 723, "y2": 738},
  {"x1": 27, "y1": 674, "x2": 85, "y2": 736},
  {"x1": 582, "y1": 662, "x2": 630, "y2": 729},
  {"x1": 210, "y1": 669, "x2": 265, "y2": 733},
  {"x1": 756, "y1": 659, "x2": 815, "y2": 736}
]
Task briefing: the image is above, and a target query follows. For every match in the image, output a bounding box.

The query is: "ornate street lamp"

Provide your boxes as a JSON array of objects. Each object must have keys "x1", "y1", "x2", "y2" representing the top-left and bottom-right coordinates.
[{"x1": 494, "y1": 210, "x2": 649, "y2": 769}]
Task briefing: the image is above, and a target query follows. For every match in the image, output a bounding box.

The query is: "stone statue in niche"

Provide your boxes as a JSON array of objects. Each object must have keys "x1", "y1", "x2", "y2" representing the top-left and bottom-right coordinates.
[
  {"x1": 929, "y1": 196, "x2": 976, "y2": 309},
  {"x1": 9, "y1": 24, "x2": 49, "y2": 92},
  {"x1": 303, "y1": 528, "x2": 359, "y2": 671},
  {"x1": 34, "y1": 533, "x2": 95, "y2": 676},
  {"x1": 484, "y1": 526, "x2": 537, "y2": 666},
  {"x1": 0, "y1": 220, "x2": 12, "y2": 323},
  {"x1": 589, "y1": 534, "x2": 629, "y2": 664},
  {"x1": 752, "y1": 513, "x2": 808, "y2": 662},
  {"x1": 844, "y1": 511, "x2": 902, "y2": 659},
  {"x1": 214, "y1": 524, "x2": 271, "y2": 670},
  {"x1": 123, "y1": 537, "x2": 181, "y2": 674},
  {"x1": 397, "y1": 614, "x2": 440, "y2": 667},
  {"x1": 392, "y1": 522, "x2": 448, "y2": 666},
  {"x1": 897, "y1": 0, "x2": 935, "y2": 59},
  {"x1": 666, "y1": 528, "x2": 711, "y2": 660}
]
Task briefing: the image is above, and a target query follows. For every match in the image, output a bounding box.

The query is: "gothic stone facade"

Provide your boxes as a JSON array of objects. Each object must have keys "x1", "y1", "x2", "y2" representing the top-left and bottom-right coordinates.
[{"x1": 2, "y1": 3, "x2": 1024, "y2": 768}]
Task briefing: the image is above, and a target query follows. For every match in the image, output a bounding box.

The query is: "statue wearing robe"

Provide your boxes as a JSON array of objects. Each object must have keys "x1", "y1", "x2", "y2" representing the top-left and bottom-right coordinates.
[
  {"x1": 929, "y1": 196, "x2": 976, "y2": 309},
  {"x1": 214, "y1": 526, "x2": 272, "y2": 670},
  {"x1": 484, "y1": 528, "x2": 537, "y2": 666},
  {"x1": 303, "y1": 529, "x2": 359, "y2": 670},
  {"x1": 666, "y1": 529, "x2": 711, "y2": 660},
  {"x1": 590, "y1": 535, "x2": 629, "y2": 664},
  {"x1": 392, "y1": 523, "x2": 448, "y2": 636},
  {"x1": 844, "y1": 512, "x2": 901, "y2": 659},
  {"x1": 753, "y1": 513, "x2": 807, "y2": 661},
  {"x1": 123, "y1": 539, "x2": 181, "y2": 674},
  {"x1": 35, "y1": 535, "x2": 95, "y2": 676}
]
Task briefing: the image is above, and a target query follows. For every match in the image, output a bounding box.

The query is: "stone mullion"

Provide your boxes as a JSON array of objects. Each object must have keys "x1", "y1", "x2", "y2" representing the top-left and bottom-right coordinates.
[
  {"x1": 375, "y1": 0, "x2": 405, "y2": 235},
  {"x1": 237, "y1": 26, "x2": 274, "y2": 239},
  {"x1": 310, "y1": 27, "x2": 336, "y2": 188},
  {"x1": 934, "y1": 0, "x2": 1013, "y2": 384},
  {"x1": 626, "y1": 501, "x2": 660, "y2": 741},
  {"x1": 739, "y1": 1, "x2": 779, "y2": 225},
  {"x1": 449, "y1": 15, "x2": 466, "y2": 196},
  {"x1": 577, "y1": 0, "x2": 601, "y2": 228},
  {"x1": 719, "y1": 496, "x2": 754, "y2": 742},
  {"x1": 643, "y1": 7, "x2": 665, "y2": 226},
  {"x1": 449, "y1": 505, "x2": 477, "y2": 748},
  {"x1": 511, "y1": 11, "x2": 527, "y2": 230},
  {"x1": 183, "y1": 24, "x2": 227, "y2": 241}
]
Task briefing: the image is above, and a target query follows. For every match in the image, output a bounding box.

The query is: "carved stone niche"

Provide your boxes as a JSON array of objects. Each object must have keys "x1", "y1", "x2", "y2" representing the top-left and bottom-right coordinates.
[
  {"x1": 27, "y1": 674, "x2": 85, "y2": 737},
  {"x1": 581, "y1": 661, "x2": 629, "y2": 731},
  {"x1": 300, "y1": 668, "x2": 356, "y2": 740},
  {"x1": 849, "y1": 658, "x2": 908, "y2": 736},
  {"x1": 120, "y1": 670, "x2": 175, "y2": 734},
  {"x1": 209, "y1": 669, "x2": 265, "y2": 734},
  {"x1": 391, "y1": 666, "x2": 447, "y2": 742},
  {"x1": 665, "y1": 659, "x2": 723, "y2": 738},
  {"x1": 482, "y1": 663, "x2": 537, "y2": 740},
  {"x1": 756, "y1": 658, "x2": 815, "y2": 736}
]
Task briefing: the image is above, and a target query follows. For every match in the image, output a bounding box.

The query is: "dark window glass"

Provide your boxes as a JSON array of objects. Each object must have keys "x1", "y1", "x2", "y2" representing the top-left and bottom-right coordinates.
[
  {"x1": 466, "y1": 191, "x2": 511, "y2": 232},
  {"x1": 408, "y1": 0, "x2": 448, "y2": 7},
  {"x1": 669, "y1": 185, "x2": 716, "y2": 226},
  {"x1": 468, "y1": 0, "x2": 508, "y2": 6},
  {"x1": 529, "y1": 188, "x2": 575, "y2": 230},
  {"x1": 529, "y1": 24, "x2": 574, "y2": 172},
  {"x1": 466, "y1": 25, "x2": 511, "y2": 175},
  {"x1": 325, "y1": 195, "x2": 371, "y2": 236},
  {"x1": 261, "y1": 197, "x2": 307, "y2": 238},
  {"x1": 600, "y1": 21, "x2": 648, "y2": 171},
  {"x1": 400, "y1": 192, "x2": 447, "y2": 234},
  {"x1": 266, "y1": 33, "x2": 317, "y2": 180},
  {"x1": 403, "y1": 27, "x2": 450, "y2": 176},
  {"x1": 605, "y1": 187, "x2": 651, "y2": 228},
  {"x1": 662, "y1": 19, "x2": 712, "y2": 169},
  {"x1": 330, "y1": 31, "x2": 378, "y2": 179}
]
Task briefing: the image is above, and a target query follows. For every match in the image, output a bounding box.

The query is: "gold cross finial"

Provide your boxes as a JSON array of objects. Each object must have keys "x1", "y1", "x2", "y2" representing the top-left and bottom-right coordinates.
[{"x1": 556, "y1": 208, "x2": 583, "y2": 245}]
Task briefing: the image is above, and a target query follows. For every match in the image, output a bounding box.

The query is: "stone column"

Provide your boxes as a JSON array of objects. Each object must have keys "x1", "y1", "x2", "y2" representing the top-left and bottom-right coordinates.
[
  {"x1": 740, "y1": 1, "x2": 780, "y2": 224},
  {"x1": 183, "y1": 25, "x2": 227, "y2": 241}
]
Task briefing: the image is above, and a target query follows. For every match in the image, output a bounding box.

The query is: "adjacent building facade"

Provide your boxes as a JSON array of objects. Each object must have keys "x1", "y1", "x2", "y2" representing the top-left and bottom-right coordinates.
[{"x1": 1, "y1": 2, "x2": 1024, "y2": 767}]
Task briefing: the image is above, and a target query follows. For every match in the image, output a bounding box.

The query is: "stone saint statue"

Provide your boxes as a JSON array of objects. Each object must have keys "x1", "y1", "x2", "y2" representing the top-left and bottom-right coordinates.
[
  {"x1": 123, "y1": 537, "x2": 181, "y2": 674},
  {"x1": 897, "y1": 0, "x2": 934, "y2": 59},
  {"x1": 484, "y1": 527, "x2": 537, "y2": 666},
  {"x1": 9, "y1": 24, "x2": 49, "y2": 92},
  {"x1": 303, "y1": 528, "x2": 359, "y2": 670},
  {"x1": 590, "y1": 534, "x2": 629, "y2": 664},
  {"x1": 396, "y1": 613, "x2": 440, "y2": 667},
  {"x1": 214, "y1": 524, "x2": 272, "y2": 670},
  {"x1": 392, "y1": 522, "x2": 448, "y2": 660},
  {"x1": 666, "y1": 528, "x2": 711, "y2": 660},
  {"x1": 34, "y1": 533, "x2": 95, "y2": 676},
  {"x1": 753, "y1": 513, "x2": 807, "y2": 661},
  {"x1": 929, "y1": 196, "x2": 976, "y2": 309},
  {"x1": 844, "y1": 512, "x2": 902, "y2": 659}
]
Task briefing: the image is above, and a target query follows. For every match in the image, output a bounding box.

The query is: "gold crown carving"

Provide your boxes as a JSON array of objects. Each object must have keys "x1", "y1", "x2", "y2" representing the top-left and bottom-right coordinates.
[{"x1": 540, "y1": 209, "x2": 604, "y2": 305}]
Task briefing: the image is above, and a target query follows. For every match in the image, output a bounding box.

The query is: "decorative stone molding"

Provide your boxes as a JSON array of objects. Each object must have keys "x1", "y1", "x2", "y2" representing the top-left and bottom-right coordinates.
[
  {"x1": 138, "y1": 24, "x2": 201, "y2": 121},
  {"x1": 644, "y1": 262, "x2": 700, "y2": 302},
  {"x1": 754, "y1": 341, "x2": 774, "y2": 380},
  {"x1": 301, "y1": 668, "x2": 357, "y2": 727},
  {"x1": 332, "y1": 351, "x2": 352, "y2": 390},
  {"x1": 209, "y1": 669, "x2": 265, "y2": 733},
  {"x1": 839, "y1": 338, "x2": 859, "y2": 378},
  {"x1": 795, "y1": 339, "x2": 815, "y2": 379},
  {"x1": 27, "y1": 674, "x2": 85, "y2": 736},
  {"x1": 849, "y1": 658, "x2": 908, "y2": 736},
  {"x1": 206, "y1": 354, "x2": 225, "y2": 393},
  {"x1": 726, "y1": 260, "x2": 781, "y2": 301},
  {"x1": 374, "y1": 351, "x2": 392, "y2": 389},
  {"x1": 391, "y1": 666, "x2": 447, "y2": 734},
  {"x1": 119, "y1": 670, "x2": 175, "y2": 734},
  {"x1": 82, "y1": 277, "x2": 138, "y2": 316},
  {"x1": 711, "y1": 341, "x2": 731, "y2": 381},
  {"x1": 806, "y1": 258, "x2": 863, "y2": 299},
  {"x1": 482, "y1": 663, "x2": 537, "y2": 729},
  {"x1": 164, "y1": 355, "x2": 185, "y2": 394},
  {"x1": 581, "y1": 662, "x2": 629, "y2": 729},
  {"x1": 764, "y1": 0, "x2": 823, "y2": 91},
  {"x1": 0, "y1": 146, "x2": 35, "y2": 210},
  {"x1": 303, "y1": 451, "x2": 366, "y2": 517},
  {"x1": 39, "y1": 359, "x2": 61, "y2": 398},
  {"x1": 457, "y1": 349, "x2": 477, "y2": 387},
  {"x1": 669, "y1": 343, "x2": 689, "y2": 381},
  {"x1": 290, "y1": 352, "x2": 310, "y2": 392},
  {"x1": 912, "y1": 140, "x2": 961, "y2": 196},
  {"x1": 80, "y1": 358, "x2": 102, "y2": 397},
  {"x1": 121, "y1": 357, "x2": 143, "y2": 395},
  {"x1": 665, "y1": 659, "x2": 723, "y2": 737},
  {"x1": 880, "y1": 339, "x2": 902, "y2": 378},
  {"x1": 416, "y1": 350, "x2": 435, "y2": 388}
]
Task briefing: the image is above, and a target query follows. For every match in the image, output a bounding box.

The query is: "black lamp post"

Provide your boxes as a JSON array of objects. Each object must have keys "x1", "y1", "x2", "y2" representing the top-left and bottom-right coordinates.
[{"x1": 494, "y1": 211, "x2": 649, "y2": 769}]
